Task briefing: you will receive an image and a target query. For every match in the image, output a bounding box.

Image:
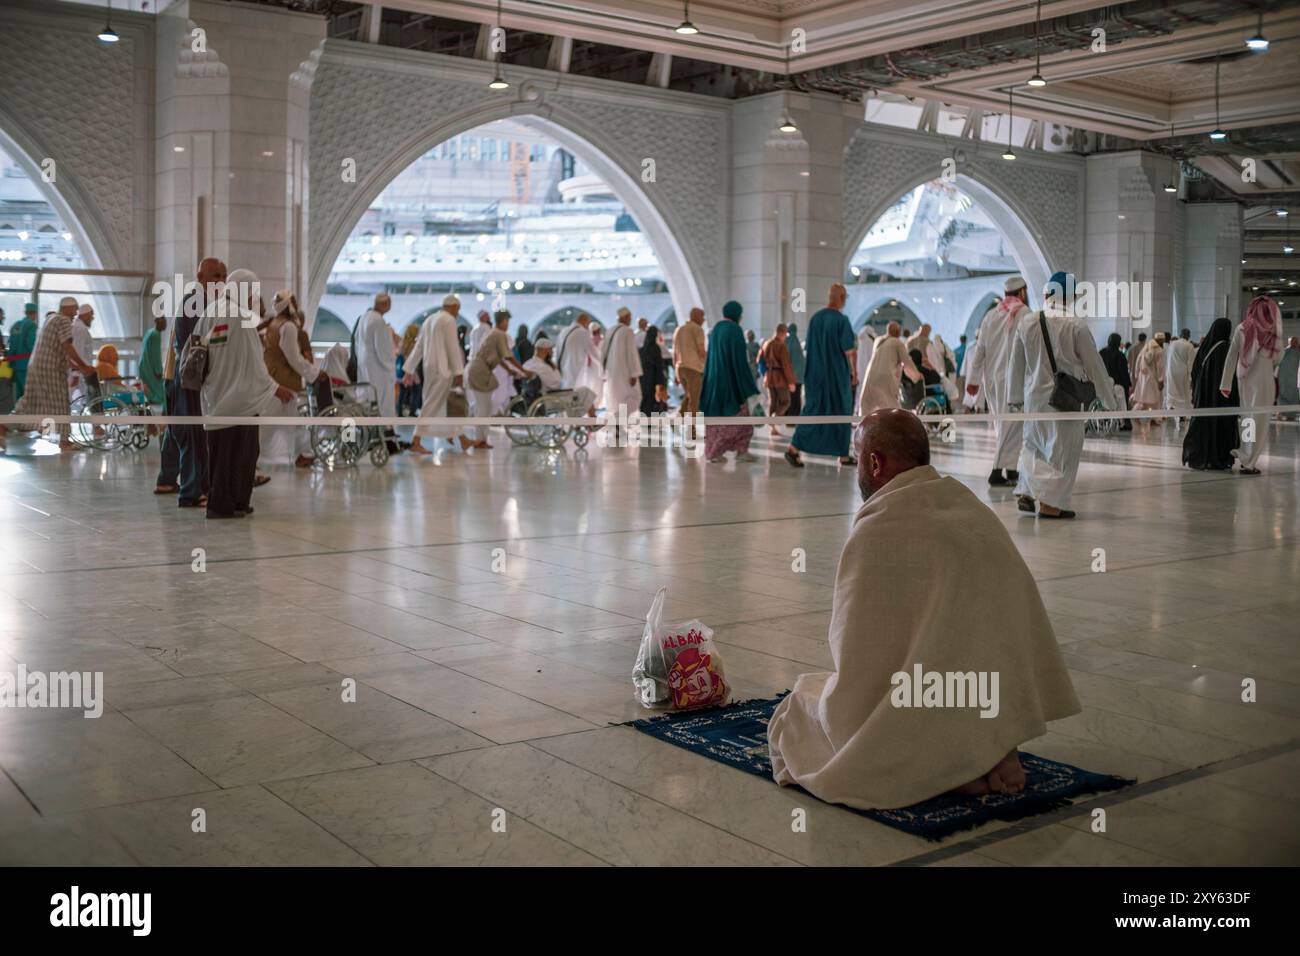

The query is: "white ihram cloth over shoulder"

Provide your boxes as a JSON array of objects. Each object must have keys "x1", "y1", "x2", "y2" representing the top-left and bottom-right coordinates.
[
  {"x1": 355, "y1": 309, "x2": 396, "y2": 417},
  {"x1": 557, "y1": 322, "x2": 601, "y2": 393},
  {"x1": 405, "y1": 310, "x2": 465, "y2": 438},
  {"x1": 857, "y1": 336, "x2": 910, "y2": 416},
  {"x1": 601, "y1": 322, "x2": 641, "y2": 414},
  {"x1": 965, "y1": 299, "x2": 1030, "y2": 470},
  {"x1": 1008, "y1": 307, "x2": 1117, "y2": 510},
  {"x1": 1164, "y1": 337, "x2": 1196, "y2": 411},
  {"x1": 767, "y1": 465, "x2": 1080, "y2": 810}
]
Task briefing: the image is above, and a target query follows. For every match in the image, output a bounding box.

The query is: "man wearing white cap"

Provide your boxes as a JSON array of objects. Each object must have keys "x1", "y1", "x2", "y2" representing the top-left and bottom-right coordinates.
[
  {"x1": 965, "y1": 276, "x2": 1031, "y2": 486},
  {"x1": 601, "y1": 305, "x2": 641, "y2": 425},
  {"x1": 354, "y1": 292, "x2": 397, "y2": 420},
  {"x1": 468, "y1": 308, "x2": 492, "y2": 361},
  {"x1": 68, "y1": 302, "x2": 96, "y2": 407},
  {"x1": 557, "y1": 312, "x2": 601, "y2": 413},
  {"x1": 401, "y1": 293, "x2": 469, "y2": 454}
]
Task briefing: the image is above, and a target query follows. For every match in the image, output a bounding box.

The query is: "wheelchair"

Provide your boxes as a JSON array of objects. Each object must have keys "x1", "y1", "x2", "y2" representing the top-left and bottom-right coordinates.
[
  {"x1": 504, "y1": 377, "x2": 596, "y2": 450},
  {"x1": 305, "y1": 381, "x2": 391, "y2": 468}
]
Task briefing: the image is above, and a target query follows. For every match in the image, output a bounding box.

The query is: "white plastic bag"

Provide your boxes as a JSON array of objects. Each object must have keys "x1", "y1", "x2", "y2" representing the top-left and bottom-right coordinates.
[{"x1": 632, "y1": 586, "x2": 729, "y2": 710}]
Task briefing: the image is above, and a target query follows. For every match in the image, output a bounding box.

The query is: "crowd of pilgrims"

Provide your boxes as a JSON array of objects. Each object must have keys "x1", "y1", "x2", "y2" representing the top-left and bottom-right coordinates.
[{"x1": 0, "y1": 257, "x2": 1295, "y2": 520}]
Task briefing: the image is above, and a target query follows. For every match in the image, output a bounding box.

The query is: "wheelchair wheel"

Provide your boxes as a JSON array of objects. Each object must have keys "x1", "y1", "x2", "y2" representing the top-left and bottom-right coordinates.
[
  {"x1": 573, "y1": 427, "x2": 590, "y2": 448},
  {"x1": 504, "y1": 396, "x2": 535, "y2": 446},
  {"x1": 1086, "y1": 399, "x2": 1115, "y2": 437},
  {"x1": 531, "y1": 398, "x2": 570, "y2": 449},
  {"x1": 81, "y1": 396, "x2": 130, "y2": 450},
  {"x1": 131, "y1": 428, "x2": 150, "y2": 450},
  {"x1": 369, "y1": 436, "x2": 390, "y2": 467}
]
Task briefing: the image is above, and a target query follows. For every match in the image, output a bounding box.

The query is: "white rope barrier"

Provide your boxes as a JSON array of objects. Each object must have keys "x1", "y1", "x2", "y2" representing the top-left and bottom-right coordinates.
[{"x1": 6, "y1": 406, "x2": 1298, "y2": 428}]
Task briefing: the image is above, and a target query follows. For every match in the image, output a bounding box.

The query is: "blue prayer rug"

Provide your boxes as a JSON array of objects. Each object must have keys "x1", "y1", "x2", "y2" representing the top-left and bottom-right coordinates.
[{"x1": 626, "y1": 694, "x2": 1134, "y2": 841}]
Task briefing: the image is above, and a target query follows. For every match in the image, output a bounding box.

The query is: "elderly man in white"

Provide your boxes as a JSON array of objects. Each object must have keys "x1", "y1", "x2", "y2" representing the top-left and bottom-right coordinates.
[
  {"x1": 402, "y1": 293, "x2": 469, "y2": 454},
  {"x1": 965, "y1": 275, "x2": 1032, "y2": 487},
  {"x1": 557, "y1": 311, "x2": 602, "y2": 414},
  {"x1": 601, "y1": 305, "x2": 641, "y2": 422}
]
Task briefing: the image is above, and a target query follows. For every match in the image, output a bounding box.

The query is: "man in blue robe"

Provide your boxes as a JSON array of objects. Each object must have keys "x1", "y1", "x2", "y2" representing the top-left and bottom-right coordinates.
[{"x1": 786, "y1": 283, "x2": 857, "y2": 467}]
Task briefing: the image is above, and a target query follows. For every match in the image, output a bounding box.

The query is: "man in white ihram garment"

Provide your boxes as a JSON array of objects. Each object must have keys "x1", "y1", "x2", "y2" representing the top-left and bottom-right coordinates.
[
  {"x1": 965, "y1": 276, "x2": 1032, "y2": 487},
  {"x1": 556, "y1": 311, "x2": 602, "y2": 414},
  {"x1": 853, "y1": 324, "x2": 876, "y2": 411},
  {"x1": 602, "y1": 306, "x2": 641, "y2": 415},
  {"x1": 354, "y1": 292, "x2": 397, "y2": 419},
  {"x1": 1007, "y1": 271, "x2": 1118, "y2": 519},
  {"x1": 857, "y1": 322, "x2": 921, "y2": 416},
  {"x1": 401, "y1": 293, "x2": 468, "y2": 455},
  {"x1": 1164, "y1": 327, "x2": 1197, "y2": 428}
]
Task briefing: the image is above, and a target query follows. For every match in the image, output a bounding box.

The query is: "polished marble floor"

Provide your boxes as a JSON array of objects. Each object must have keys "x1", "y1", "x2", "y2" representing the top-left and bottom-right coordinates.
[{"x1": 1, "y1": 418, "x2": 1297, "y2": 866}]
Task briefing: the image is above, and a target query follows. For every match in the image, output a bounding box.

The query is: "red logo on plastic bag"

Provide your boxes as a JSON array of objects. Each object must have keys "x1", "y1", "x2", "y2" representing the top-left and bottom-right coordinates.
[{"x1": 667, "y1": 646, "x2": 727, "y2": 709}]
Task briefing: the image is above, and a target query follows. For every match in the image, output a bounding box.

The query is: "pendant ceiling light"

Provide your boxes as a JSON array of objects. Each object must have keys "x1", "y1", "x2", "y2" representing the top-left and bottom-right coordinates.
[
  {"x1": 487, "y1": 0, "x2": 509, "y2": 90},
  {"x1": 675, "y1": 1, "x2": 699, "y2": 35},
  {"x1": 1002, "y1": 88, "x2": 1016, "y2": 160},
  {"x1": 97, "y1": 0, "x2": 119, "y2": 43},
  {"x1": 1163, "y1": 123, "x2": 1179, "y2": 193},
  {"x1": 1208, "y1": 54, "x2": 1226, "y2": 140},
  {"x1": 1246, "y1": 11, "x2": 1269, "y2": 52},
  {"x1": 1027, "y1": 1, "x2": 1046, "y2": 87},
  {"x1": 776, "y1": 41, "x2": 798, "y2": 133}
]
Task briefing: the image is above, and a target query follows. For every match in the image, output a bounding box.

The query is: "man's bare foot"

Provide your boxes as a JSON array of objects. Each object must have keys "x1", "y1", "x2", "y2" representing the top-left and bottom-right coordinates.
[{"x1": 990, "y1": 750, "x2": 1026, "y2": 793}]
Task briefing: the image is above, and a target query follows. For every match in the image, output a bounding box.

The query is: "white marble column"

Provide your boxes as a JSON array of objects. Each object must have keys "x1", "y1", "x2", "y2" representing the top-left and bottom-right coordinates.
[
  {"x1": 153, "y1": 0, "x2": 323, "y2": 300},
  {"x1": 729, "y1": 91, "x2": 850, "y2": 337}
]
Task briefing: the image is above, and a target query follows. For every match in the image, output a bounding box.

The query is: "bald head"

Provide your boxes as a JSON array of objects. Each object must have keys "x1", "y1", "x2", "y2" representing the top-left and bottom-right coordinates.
[
  {"x1": 886, "y1": 321, "x2": 901, "y2": 337},
  {"x1": 1289, "y1": 336, "x2": 1299, "y2": 349},
  {"x1": 856, "y1": 408, "x2": 930, "y2": 500},
  {"x1": 828, "y1": 283, "x2": 847, "y2": 310},
  {"x1": 689, "y1": 307, "x2": 704, "y2": 325}
]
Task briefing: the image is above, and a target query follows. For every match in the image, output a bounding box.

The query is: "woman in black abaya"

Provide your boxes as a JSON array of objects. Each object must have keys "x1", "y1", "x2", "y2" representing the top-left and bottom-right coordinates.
[{"x1": 1182, "y1": 318, "x2": 1238, "y2": 470}]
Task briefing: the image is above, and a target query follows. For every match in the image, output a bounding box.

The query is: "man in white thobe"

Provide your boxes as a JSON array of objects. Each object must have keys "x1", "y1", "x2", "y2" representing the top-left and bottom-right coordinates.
[
  {"x1": 602, "y1": 305, "x2": 641, "y2": 426},
  {"x1": 857, "y1": 322, "x2": 921, "y2": 416},
  {"x1": 354, "y1": 292, "x2": 397, "y2": 419},
  {"x1": 965, "y1": 276, "x2": 1031, "y2": 486},
  {"x1": 402, "y1": 293, "x2": 467, "y2": 454},
  {"x1": 853, "y1": 325, "x2": 876, "y2": 411},
  {"x1": 68, "y1": 302, "x2": 95, "y2": 406},
  {"x1": 1164, "y1": 327, "x2": 1197, "y2": 427},
  {"x1": 634, "y1": 317, "x2": 649, "y2": 349},
  {"x1": 467, "y1": 309, "x2": 492, "y2": 361},
  {"x1": 1008, "y1": 272, "x2": 1118, "y2": 518},
  {"x1": 557, "y1": 312, "x2": 602, "y2": 413}
]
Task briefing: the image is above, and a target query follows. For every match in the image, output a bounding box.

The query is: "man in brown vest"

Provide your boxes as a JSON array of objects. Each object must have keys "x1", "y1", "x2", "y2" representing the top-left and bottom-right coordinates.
[{"x1": 260, "y1": 290, "x2": 321, "y2": 467}]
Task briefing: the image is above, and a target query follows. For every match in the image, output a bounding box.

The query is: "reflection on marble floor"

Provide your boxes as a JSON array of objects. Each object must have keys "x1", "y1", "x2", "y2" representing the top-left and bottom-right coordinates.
[{"x1": 1, "y1": 420, "x2": 1297, "y2": 866}]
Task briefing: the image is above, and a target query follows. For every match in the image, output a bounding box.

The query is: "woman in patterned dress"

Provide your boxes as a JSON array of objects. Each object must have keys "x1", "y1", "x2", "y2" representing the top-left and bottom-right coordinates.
[{"x1": 0, "y1": 300, "x2": 93, "y2": 450}]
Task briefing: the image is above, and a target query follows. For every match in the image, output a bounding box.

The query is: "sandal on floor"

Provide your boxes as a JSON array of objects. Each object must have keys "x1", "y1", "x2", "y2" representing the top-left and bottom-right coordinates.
[
  {"x1": 1239, "y1": 467, "x2": 1261, "y2": 475},
  {"x1": 154, "y1": 485, "x2": 179, "y2": 495},
  {"x1": 253, "y1": 474, "x2": 271, "y2": 487},
  {"x1": 1038, "y1": 509, "x2": 1076, "y2": 519},
  {"x1": 784, "y1": 449, "x2": 804, "y2": 468},
  {"x1": 1016, "y1": 495, "x2": 1036, "y2": 513}
]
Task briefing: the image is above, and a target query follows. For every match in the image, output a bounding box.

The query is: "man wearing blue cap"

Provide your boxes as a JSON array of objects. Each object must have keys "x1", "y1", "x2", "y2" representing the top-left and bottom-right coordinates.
[
  {"x1": 8, "y1": 303, "x2": 38, "y2": 400},
  {"x1": 1007, "y1": 271, "x2": 1118, "y2": 518}
]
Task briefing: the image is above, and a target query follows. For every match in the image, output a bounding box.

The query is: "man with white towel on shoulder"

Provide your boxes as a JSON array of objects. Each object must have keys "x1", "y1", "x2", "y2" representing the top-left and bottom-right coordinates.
[
  {"x1": 401, "y1": 293, "x2": 469, "y2": 454},
  {"x1": 557, "y1": 311, "x2": 601, "y2": 414},
  {"x1": 601, "y1": 305, "x2": 641, "y2": 420}
]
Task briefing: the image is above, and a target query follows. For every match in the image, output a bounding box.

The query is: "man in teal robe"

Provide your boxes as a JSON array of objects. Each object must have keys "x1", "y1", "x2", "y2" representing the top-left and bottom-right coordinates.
[
  {"x1": 699, "y1": 300, "x2": 759, "y2": 462},
  {"x1": 8, "y1": 303, "x2": 39, "y2": 401},
  {"x1": 786, "y1": 283, "x2": 857, "y2": 467},
  {"x1": 137, "y1": 315, "x2": 167, "y2": 406}
]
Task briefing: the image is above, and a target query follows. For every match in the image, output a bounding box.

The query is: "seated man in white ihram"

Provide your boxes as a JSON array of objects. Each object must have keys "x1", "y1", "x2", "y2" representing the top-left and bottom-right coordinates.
[{"x1": 768, "y1": 409, "x2": 1080, "y2": 808}]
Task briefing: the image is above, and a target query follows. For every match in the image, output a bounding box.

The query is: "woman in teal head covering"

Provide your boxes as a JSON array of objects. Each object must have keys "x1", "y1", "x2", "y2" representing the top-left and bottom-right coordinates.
[
  {"x1": 699, "y1": 300, "x2": 760, "y2": 463},
  {"x1": 786, "y1": 322, "x2": 805, "y2": 415}
]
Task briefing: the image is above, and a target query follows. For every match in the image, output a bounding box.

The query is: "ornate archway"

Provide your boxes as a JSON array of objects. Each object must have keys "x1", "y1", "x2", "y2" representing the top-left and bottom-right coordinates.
[
  {"x1": 842, "y1": 171, "x2": 1052, "y2": 309},
  {"x1": 308, "y1": 100, "x2": 708, "y2": 332}
]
